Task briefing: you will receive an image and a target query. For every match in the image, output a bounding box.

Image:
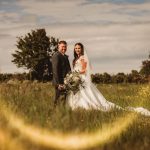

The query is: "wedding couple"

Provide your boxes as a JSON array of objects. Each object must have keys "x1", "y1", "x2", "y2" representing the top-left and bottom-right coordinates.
[{"x1": 52, "y1": 40, "x2": 150, "y2": 116}]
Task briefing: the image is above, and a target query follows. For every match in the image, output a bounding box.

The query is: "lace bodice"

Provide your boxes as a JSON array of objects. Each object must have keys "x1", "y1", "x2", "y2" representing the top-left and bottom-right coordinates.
[
  {"x1": 73, "y1": 56, "x2": 87, "y2": 73},
  {"x1": 73, "y1": 55, "x2": 88, "y2": 82}
]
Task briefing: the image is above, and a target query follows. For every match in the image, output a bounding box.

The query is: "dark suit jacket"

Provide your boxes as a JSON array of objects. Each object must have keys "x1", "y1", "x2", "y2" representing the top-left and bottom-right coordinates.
[{"x1": 52, "y1": 51, "x2": 71, "y2": 86}]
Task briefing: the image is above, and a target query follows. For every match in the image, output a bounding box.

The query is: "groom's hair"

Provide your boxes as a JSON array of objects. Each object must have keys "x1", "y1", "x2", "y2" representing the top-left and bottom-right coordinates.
[{"x1": 58, "y1": 40, "x2": 67, "y2": 45}]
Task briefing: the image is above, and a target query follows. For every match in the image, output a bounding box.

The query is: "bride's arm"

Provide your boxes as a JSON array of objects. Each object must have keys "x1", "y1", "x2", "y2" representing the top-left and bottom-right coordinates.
[{"x1": 80, "y1": 57, "x2": 87, "y2": 74}]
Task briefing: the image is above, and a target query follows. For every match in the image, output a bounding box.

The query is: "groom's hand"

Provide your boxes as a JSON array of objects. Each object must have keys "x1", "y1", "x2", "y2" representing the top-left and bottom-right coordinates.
[{"x1": 58, "y1": 84, "x2": 64, "y2": 90}]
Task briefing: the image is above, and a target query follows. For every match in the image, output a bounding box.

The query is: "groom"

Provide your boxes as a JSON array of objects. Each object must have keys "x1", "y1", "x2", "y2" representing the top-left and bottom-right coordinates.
[{"x1": 52, "y1": 40, "x2": 71, "y2": 107}]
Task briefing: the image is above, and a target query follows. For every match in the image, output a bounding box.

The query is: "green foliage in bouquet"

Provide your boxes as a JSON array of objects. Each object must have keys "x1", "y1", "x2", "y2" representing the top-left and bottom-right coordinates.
[{"x1": 64, "y1": 71, "x2": 85, "y2": 95}]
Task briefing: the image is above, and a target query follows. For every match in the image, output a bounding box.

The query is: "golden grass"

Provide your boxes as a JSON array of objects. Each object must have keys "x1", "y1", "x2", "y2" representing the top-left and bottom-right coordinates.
[
  {"x1": 0, "y1": 101, "x2": 136, "y2": 149},
  {"x1": 0, "y1": 82, "x2": 150, "y2": 150}
]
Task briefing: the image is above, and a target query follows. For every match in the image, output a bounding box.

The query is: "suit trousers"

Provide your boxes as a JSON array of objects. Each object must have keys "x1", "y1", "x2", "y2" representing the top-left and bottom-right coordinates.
[{"x1": 54, "y1": 86, "x2": 67, "y2": 106}]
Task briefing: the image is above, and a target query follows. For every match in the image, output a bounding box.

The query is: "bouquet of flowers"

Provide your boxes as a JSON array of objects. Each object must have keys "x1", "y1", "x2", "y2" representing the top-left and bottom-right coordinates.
[{"x1": 63, "y1": 71, "x2": 85, "y2": 95}]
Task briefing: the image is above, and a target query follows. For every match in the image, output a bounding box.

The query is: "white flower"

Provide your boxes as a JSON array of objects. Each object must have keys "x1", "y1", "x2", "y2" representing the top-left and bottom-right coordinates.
[
  {"x1": 73, "y1": 76, "x2": 80, "y2": 82},
  {"x1": 64, "y1": 80, "x2": 67, "y2": 84},
  {"x1": 69, "y1": 74, "x2": 73, "y2": 78}
]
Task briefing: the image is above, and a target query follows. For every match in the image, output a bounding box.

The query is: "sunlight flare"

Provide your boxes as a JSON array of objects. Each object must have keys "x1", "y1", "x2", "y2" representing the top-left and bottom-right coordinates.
[{"x1": 0, "y1": 102, "x2": 136, "y2": 150}]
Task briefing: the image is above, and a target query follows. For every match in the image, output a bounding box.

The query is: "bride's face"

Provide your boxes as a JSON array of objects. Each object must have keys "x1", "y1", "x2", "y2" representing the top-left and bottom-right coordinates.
[{"x1": 74, "y1": 45, "x2": 82, "y2": 56}]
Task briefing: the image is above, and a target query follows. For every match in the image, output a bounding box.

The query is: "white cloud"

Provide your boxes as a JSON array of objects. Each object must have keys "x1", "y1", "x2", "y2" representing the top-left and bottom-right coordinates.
[
  {"x1": 17, "y1": 0, "x2": 150, "y2": 24},
  {"x1": 0, "y1": 0, "x2": 150, "y2": 73}
]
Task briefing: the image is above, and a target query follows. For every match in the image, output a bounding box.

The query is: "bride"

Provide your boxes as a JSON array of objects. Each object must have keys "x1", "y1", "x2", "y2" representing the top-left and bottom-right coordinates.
[{"x1": 67, "y1": 43, "x2": 150, "y2": 116}]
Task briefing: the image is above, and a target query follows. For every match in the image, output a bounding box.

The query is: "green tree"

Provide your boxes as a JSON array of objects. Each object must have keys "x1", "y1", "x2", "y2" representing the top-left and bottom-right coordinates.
[
  {"x1": 91, "y1": 73, "x2": 103, "y2": 84},
  {"x1": 140, "y1": 53, "x2": 150, "y2": 77},
  {"x1": 130, "y1": 70, "x2": 142, "y2": 83},
  {"x1": 102, "y1": 72, "x2": 111, "y2": 83},
  {"x1": 12, "y1": 29, "x2": 58, "y2": 81},
  {"x1": 114, "y1": 72, "x2": 126, "y2": 83}
]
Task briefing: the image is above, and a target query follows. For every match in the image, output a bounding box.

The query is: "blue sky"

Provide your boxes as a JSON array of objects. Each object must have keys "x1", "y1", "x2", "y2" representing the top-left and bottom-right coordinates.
[{"x1": 0, "y1": 0, "x2": 150, "y2": 73}]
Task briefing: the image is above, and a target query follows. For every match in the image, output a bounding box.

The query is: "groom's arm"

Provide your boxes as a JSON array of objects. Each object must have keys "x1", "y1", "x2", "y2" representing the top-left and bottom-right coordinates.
[
  {"x1": 67, "y1": 59, "x2": 71, "y2": 72},
  {"x1": 52, "y1": 53, "x2": 60, "y2": 86},
  {"x1": 65, "y1": 55, "x2": 71, "y2": 72}
]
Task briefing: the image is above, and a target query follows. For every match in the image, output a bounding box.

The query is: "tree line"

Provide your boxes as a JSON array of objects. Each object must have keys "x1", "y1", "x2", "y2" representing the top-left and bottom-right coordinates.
[
  {"x1": 0, "y1": 28, "x2": 149, "y2": 84},
  {"x1": 0, "y1": 69, "x2": 149, "y2": 84},
  {"x1": 92, "y1": 70, "x2": 149, "y2": 84}
]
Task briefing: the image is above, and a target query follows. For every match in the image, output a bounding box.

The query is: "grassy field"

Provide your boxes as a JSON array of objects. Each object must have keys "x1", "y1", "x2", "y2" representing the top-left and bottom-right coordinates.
[{"x1": 0, "y1": 81, "x2": 150, "y2": 150}]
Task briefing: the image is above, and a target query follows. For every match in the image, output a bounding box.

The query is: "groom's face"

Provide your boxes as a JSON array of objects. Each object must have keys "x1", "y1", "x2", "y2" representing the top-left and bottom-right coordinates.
[{"x1": 58, "y1": 43, "x2": 67, "y2": 55}]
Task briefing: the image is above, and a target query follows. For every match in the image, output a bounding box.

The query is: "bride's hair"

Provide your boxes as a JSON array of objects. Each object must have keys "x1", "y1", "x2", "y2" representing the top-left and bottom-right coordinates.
[{"x1": 73, "y1": 43, "x2": 84, "y2": 68}]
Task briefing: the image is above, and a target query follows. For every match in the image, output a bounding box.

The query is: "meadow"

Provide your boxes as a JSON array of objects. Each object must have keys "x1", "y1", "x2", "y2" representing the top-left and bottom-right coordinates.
[{"x1": 0, "y1": 81, "x2": 150, "y2": 150}]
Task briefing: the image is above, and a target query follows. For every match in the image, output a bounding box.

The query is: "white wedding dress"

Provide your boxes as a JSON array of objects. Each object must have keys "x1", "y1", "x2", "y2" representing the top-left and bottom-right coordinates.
[{"x1": 67, "y1": 55, "x2": 150, "y2": 117}]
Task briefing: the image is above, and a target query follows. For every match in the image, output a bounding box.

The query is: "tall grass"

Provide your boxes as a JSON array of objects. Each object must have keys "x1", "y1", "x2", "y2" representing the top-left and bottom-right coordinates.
[{"x1": 0, "y1": 81, "x2": 150, "y2": 150}]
